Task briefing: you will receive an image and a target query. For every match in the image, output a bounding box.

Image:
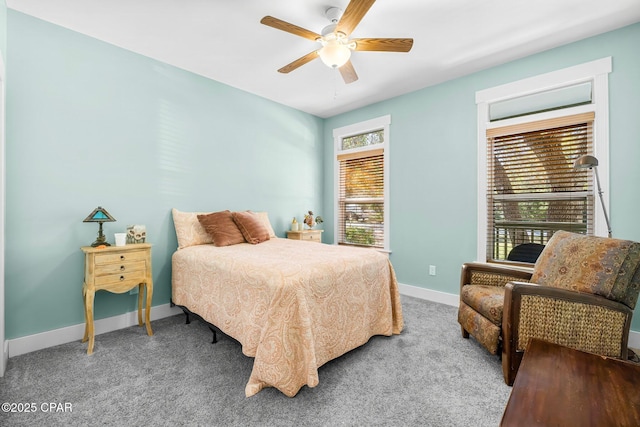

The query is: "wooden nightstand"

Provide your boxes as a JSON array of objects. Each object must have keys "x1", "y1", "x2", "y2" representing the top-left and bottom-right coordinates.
[
  {"x1": 80, "y1": 243, "x2": 153, "y2": 354},
  {"x1": 286, "y1": 229, "x2": 324, "y2": 243}
]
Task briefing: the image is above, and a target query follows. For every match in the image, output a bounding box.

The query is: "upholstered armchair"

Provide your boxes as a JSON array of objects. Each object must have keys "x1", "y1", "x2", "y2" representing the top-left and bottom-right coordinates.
[{"x1": 458, "y1": 230, "x2": 640, "y2": 385}]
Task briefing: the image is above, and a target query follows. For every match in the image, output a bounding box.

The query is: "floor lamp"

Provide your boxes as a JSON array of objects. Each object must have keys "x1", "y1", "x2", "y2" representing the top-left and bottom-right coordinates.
[{"x1": 573, "y1": 155, "x2": 612, "y2": 237}]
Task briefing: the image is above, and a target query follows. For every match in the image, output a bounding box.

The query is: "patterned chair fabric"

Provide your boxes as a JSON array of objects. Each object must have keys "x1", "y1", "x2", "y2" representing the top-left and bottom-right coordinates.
[
  {"x1": 458, "y1": 263, "x2": 533, "y2": 355},
  {"x1": 531, "y1": 230, "x2": 640, "y2": 309},
  {"x1": 458, "y1": 231, "x2": 640, "y2": 386},
  {"x1": 460, "y1": 285, "x2": 505, "y2": 325},
  {"x1": 458, "y1": 301, "x2": 502, "y2": 355}
]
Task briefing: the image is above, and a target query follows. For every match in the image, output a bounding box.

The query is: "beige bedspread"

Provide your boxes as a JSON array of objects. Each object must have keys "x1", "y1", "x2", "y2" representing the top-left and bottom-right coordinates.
[{"x1": 171, "y1": 238, "x2": 403, "y2": 397}]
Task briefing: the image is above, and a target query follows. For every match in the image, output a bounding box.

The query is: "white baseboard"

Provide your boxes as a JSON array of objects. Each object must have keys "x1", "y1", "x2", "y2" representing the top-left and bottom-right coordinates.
[
  {"x1": 398, "y1": 282, "x2": 459, "y2": 307},
  {"x1": 397, "y1": 282, "x2": 640, "y2": 351},
  {"x1": 8, "y1": 303, "x2": 182, "y2": 358},
  {"x1": 7, "y1": 286, "x2": 640, "y2": 358}
]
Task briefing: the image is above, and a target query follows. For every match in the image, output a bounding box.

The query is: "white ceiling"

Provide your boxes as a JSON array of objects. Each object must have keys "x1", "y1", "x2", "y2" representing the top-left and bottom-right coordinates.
[{"x1": 7, "y1": 0, "x2": 640, "y2": 118}]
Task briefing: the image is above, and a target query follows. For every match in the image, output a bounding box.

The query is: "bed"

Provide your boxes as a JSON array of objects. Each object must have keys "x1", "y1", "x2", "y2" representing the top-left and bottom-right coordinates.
[{"x1": 171, "y1": 209, "x2": 403, "y2": 397}]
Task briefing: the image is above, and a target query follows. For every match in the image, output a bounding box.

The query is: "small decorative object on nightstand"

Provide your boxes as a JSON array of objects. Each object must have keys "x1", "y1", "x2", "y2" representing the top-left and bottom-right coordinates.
[
  {"x1": 81, "y1": 243, "x2": 153, "y2": 354},
  {"x1": 303, "y1": 210, "x2": 323, "y2": 229},
  {"x1": 286, "y1": 229, "x2": 324, "y2": 243},
  {"x1": 126, "y1": 224, "x2": 147, "y2": 243}
]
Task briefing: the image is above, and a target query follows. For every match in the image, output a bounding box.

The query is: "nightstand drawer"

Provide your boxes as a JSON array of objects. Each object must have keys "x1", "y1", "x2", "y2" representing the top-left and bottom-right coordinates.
[
  {"x1": 95, "y1": 270, "x2": 146, "y2": 287},
  {"x1": 301, "y1": 233, "x2": 321, "y2": 242},
  {"x1": 286, "y1": 230, "x2": 323, "y2": 243},
  {"x1": 94, "y1": 250, "x2": 147, "y2": 265},
  {"x1": 95, "y1": 260, "x2": 146, "y2": 275}
]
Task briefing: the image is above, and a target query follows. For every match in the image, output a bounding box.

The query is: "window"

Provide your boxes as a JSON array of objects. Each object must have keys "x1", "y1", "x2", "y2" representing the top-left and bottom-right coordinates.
[
  {"x1": 476, "y1": 58, "x2": 611, "y2": 263},
  {"x1": 487, "y1": 113, "x2": 594, "y2": 261},
  {"x1": 333, "y1": 115, "x2": 390, "y2": 251}
]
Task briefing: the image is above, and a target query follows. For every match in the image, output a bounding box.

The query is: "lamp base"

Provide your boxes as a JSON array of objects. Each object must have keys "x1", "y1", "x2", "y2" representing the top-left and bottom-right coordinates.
[{"x1": 90, "y1": 222, "x2": 110, "y2": 247}]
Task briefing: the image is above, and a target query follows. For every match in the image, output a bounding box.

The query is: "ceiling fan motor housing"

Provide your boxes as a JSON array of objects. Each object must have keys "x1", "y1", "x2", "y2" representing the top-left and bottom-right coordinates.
[{"x1": 321, "y1": 23, "x2": 338, "y2": 37}]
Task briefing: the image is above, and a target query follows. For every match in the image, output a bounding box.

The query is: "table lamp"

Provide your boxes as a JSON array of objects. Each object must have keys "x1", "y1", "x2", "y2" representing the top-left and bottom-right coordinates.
[{"x1": 83, "y1": 206, "x2": 116, "y2": 247}]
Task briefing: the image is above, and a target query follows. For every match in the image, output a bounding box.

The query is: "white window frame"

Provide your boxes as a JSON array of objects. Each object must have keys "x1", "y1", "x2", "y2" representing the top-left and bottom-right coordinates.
[
  {"x1": 476, "y1": 57, "x2": 611, "y2": 262},
  {"x1": 333, "y1": 115, "x2": 391, "y2": 252}
]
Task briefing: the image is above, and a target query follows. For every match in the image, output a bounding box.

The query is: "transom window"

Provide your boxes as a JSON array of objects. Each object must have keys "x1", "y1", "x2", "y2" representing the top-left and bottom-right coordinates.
[{"x1": 341, "y1": 129, "x2": 384, "y2": 150}]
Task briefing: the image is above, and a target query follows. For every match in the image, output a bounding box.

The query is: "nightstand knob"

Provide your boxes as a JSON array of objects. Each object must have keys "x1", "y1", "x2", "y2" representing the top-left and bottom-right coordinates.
[
  {"x1": 120, "y1": 276, "x2": 125, "y2": 281},
  {"x1": 120, "y1": 255, "x2": 125, "y2": 260},
  {"x1": 120, "y1": 265, "x2": 125, "y2": 271}
]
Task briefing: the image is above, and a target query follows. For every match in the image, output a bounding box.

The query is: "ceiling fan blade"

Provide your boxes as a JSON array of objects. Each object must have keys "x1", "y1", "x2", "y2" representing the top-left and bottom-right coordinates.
[
  {"x1": 353, "y1": 38, "x2": 414, "y2": 52},
  {"x1": 260, "y1": 16, "x2": 321, "y2": 41},
  {"x1": 336, "y1": 0, "x2": 376, "y2": 36},
  {"x1": 278, "y1": 51, "x2": 319, "y2": 74},
  {"x1": 339, "y1": 60, "x2": 359, "y2": 84}
]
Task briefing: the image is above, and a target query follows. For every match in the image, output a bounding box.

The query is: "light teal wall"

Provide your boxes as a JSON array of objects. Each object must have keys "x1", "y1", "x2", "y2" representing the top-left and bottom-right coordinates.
[
  {"x1": 5, "y1": 11, "x2": 324, "y2": 339},
  {"x1": 324, "y1": 22, "x2": 640, "y2": 331}
]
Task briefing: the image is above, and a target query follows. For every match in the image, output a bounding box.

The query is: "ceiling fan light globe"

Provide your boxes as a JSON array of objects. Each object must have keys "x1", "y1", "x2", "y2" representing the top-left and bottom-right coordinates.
[{"x1": 318, "y1": 41, "x2": 351, "y2": 68}]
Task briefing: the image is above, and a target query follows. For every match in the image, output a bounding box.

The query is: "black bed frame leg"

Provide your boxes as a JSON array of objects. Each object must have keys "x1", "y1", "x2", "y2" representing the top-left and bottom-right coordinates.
[
  {"x1": 172, "y1": 301, "x2": 219, "y2": 344},
  {"x1": 171, "y1": 299, "x2": 191, "y2": 324},
  {"x1": 177, "y1": 306, "x2": 191, "y2": 324}
]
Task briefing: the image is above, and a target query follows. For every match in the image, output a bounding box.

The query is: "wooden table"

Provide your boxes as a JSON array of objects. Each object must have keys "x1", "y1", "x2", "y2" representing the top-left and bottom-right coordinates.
[
  {"x1": 81, "y1": 243, "x2": 153, "y2": 354},
  {"x1": 501, "y1": 338, "x2": 640, "y2": 426}
]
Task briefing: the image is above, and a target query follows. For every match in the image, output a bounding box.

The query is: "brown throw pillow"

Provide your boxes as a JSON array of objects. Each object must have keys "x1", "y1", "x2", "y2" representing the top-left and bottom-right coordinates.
[
  {"x1": 232, "y1": 211, "x2": 271, "y2": 244},
  {"x1": 197, "y1": 210, "x2": 246, "y2": 247}
]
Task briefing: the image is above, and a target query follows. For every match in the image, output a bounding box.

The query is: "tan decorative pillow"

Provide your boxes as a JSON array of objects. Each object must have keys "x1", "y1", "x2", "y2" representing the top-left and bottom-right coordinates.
[
  {"x1": 197, "y1": 211, "x2": 246, "y2": 247},
  {"x1": 232, "y1": 211, "x2": 271, "y2": 244},
  {"x1": 255, "y1": 211, "x2": 277, "y2": 238},
  {"x1": 172, "y1": 208, "x2": 214, "y2": 249}
]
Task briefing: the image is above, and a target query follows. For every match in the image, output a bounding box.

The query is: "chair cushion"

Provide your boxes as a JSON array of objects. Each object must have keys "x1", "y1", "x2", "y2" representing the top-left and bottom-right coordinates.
[
  {"x1": 532, "y1": 231, "x2": 640, "y2": 309},
  {"x1": 460, "y1": 285, "x2": 505, "y2": 325}
]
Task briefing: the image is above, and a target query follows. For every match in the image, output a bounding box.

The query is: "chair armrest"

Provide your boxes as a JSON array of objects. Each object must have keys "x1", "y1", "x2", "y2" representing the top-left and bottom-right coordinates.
[
  {"x1": 460, "y1": 262, "x2": 533, "y2": 293},
  {"x1": 502, "y1": 281, "x2": 633, "y2": 385}
]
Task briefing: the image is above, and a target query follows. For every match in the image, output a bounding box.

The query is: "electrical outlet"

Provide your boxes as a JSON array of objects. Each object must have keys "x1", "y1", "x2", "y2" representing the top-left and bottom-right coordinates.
[
  {"x1": 129, "y1": 286, "x2": 139, "y2": 295},
  {"x1": 429, "y1": 265, "x2": 436, "y2": 276}
]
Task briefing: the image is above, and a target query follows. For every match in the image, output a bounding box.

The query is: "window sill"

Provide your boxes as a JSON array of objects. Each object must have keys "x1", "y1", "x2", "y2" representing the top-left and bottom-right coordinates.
[{"x1": 335, "y1": 242, "x2": 391, "y2": 255}]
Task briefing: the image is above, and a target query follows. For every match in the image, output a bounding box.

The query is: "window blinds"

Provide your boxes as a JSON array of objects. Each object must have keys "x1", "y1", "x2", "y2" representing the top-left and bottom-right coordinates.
[
  {"x1": 486, "y1": 112, "x2": 595, "y2": 261},
  {"x1": 337, "y1": 149, "x2": 384, "y2": 247}
]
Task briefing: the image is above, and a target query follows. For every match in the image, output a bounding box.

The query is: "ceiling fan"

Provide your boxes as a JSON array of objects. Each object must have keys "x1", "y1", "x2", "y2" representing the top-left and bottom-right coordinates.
[{"x1": 260, "y1": 0, "x2": 413, "y2": 84}]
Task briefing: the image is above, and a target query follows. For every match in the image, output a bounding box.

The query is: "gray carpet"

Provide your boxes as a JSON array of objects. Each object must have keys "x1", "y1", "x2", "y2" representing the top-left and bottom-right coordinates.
[{"x1": 0, "y1": 296, "x2": 512, "y2": 426}]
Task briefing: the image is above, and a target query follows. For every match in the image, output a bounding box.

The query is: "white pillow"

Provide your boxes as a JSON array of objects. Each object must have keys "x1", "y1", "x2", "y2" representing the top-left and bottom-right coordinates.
[
  {"x1": 172, "y1": 208, "x2": 214, "y2": 249},
  {"x1": 255, "y1": 211, "x2": 277, "y2": 238}
]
